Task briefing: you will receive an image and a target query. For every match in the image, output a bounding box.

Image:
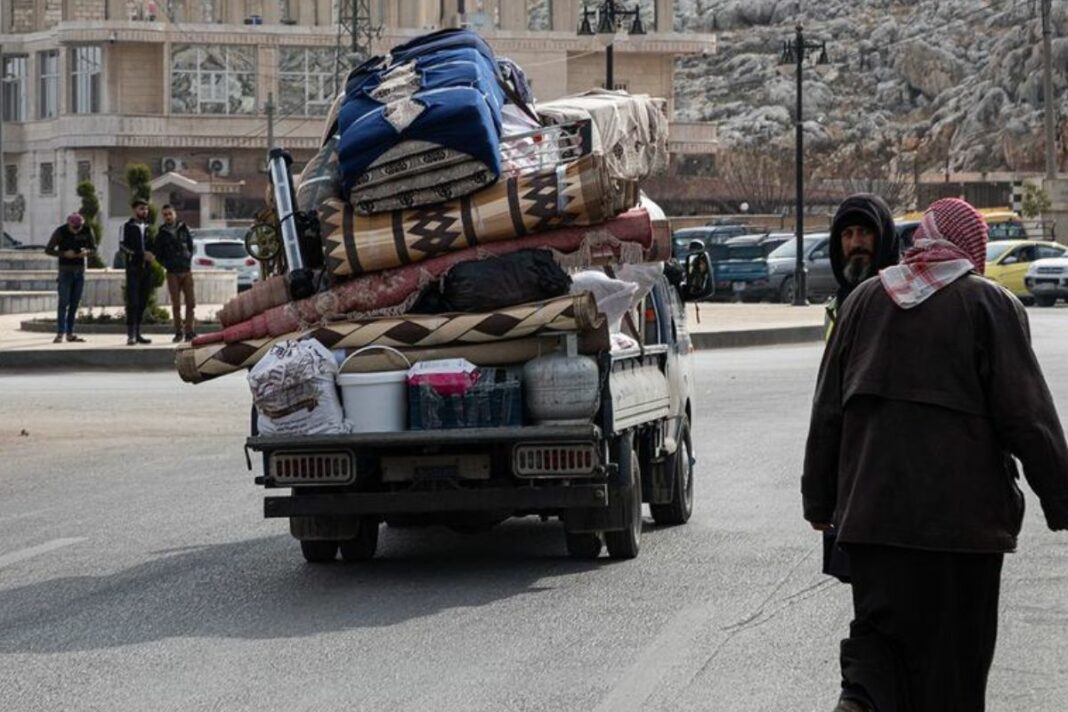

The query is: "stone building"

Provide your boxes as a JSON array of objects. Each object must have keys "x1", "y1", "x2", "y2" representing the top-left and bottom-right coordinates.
[{"x1": 0, "y1": 1, "x2": 716, "y2": 254}]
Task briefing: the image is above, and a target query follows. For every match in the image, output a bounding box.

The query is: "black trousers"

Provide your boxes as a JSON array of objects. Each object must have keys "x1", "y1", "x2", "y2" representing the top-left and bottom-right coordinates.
[
  {"x1": 840, "y1": 544, "x2": 1003, "y2": 712},
  {"x1": 125, "y1": 268, "x2": 153, "y2": 336}
]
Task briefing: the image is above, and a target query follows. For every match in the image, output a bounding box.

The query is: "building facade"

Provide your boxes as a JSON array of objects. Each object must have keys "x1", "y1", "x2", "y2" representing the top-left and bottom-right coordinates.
[{"x1": 1, "y1": 0, "x2": 717, "y2": 255}]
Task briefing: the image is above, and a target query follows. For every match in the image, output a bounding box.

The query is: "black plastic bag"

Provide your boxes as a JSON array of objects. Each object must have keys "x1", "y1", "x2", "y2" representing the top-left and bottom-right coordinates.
[{"x1": 412, "y1": 250, "x2": 571, "y2": 314}]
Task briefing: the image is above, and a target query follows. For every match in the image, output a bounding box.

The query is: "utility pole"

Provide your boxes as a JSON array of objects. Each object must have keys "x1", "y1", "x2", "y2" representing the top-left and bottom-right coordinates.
[
  {"x1": 265, "y1": 92, "x2": 275, "y2": 153},
  {"x1": 334, "y1": 1, "x2": 379, "y2": 96},
  {"x1": 1042, "y1": 0, "x2": 1056, "y2": 179},
  {"x1": 0, "y1": 36, "x2": 6, "y2": 244}
]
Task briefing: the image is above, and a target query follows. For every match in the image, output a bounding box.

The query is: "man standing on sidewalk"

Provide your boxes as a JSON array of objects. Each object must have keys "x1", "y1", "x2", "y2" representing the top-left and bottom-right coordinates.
[
  {"x1": 824, "y1": 194, "x2": 900, "y2": 338},
  {"x1": 44, "y1": 213, "x2": 95, "y2": 344},
  {"x1": 803, "y1": 198, "x2": 1068, "y2": 711},
  {"x1": 156, "y1": 205, "x2": 196, "y2": 342},
  {"x1": 120, "y1": 199, "x2": 155, "y2": 346}
]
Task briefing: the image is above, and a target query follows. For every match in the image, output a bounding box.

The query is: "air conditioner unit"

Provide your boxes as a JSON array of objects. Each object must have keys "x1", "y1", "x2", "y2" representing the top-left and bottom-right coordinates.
[
  {"x1": 207, "y1": 156, "x2": 231, "y2": 177},
  {"x1": 161, "y1": 157, "x2": 185, "y2": 173}
]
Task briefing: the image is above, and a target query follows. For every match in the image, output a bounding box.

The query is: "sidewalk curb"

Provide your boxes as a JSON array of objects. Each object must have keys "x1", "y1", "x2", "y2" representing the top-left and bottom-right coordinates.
[
  {"x1": 691, "y1": 325, "x2": 824, "y2": 349},
  {"x1": 1, "y1": 326, "x2": 824, "y2": 371}
]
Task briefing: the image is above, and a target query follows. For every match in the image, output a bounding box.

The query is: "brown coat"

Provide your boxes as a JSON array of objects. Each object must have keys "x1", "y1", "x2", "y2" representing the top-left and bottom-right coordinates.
[{"x1": 803, "y1": 275, "x2": 1068, "y2": 553}]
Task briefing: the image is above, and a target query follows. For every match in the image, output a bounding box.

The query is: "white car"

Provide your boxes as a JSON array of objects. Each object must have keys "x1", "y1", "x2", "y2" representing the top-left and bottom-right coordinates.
[
  {"x1": 190, "y1": 232, "x2": 259, "y2": 291},
  {"x1": 1024, "y1": 257, "x2": 1068, "y2": 307}
]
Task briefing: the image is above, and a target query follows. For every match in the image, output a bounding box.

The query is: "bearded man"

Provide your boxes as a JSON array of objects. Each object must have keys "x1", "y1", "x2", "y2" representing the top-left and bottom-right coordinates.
[
  {"x1": 825, "y1": 194, "x2": 900, "y2": 338},
  {"x1": 803, "y1": 197, "x2": 1068, "y2": 712}
]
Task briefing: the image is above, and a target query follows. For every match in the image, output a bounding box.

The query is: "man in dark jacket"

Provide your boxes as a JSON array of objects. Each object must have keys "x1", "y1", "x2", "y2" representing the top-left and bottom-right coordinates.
[
  {"x1": 803, "y1": 198, "x2": 1068, "y2": 712},
  {"x1": 824, "y1": 194, "x2": 900, "y2": 339},
  {"x1": 120, "y1": 199, "x2": 155, "y2": 345},
  {"x1": 44, "y1": 212, "x2": 95, "y2": 343},
  {"x1": 156, "y1": 204, "x2": 196, "y2": 342}
]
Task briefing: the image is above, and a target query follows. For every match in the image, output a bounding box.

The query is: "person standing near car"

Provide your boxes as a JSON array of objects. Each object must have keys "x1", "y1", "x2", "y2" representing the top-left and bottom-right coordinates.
[
  {"x1": 824, "y1": 194, "x2": 900, "y2": 338},
  {"x1": 120, "y1": 199, "x2": 155, "y2": 346},
  {"x1": 803, "y1": 197, "x2": 1068, "y2": 712},
  {"x1": 44, "y1": 213, "x2": 95, "y2": 343},
  {"x1": 156, "y1": 205, "x2": 196, "y2": 342}
]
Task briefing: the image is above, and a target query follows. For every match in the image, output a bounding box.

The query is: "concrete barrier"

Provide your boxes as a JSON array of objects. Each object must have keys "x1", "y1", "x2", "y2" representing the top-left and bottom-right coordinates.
[{"x1": 0, "y1": 268, "x2": 236, "y2": 309}]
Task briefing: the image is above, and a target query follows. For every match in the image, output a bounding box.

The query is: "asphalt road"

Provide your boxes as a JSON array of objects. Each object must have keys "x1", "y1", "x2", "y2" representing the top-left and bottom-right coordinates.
[{"x1": 1, "y1": 309, "x2": 1067, "y2": 711}]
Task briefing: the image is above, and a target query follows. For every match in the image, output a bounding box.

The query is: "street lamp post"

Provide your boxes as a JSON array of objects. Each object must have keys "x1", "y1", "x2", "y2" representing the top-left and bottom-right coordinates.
[
  {"x1": 577, "y1": 2, "x2": 646, "y2": 91},
  {"x1": 780, "y1": 24, "x2": 829, "y2": 306}
]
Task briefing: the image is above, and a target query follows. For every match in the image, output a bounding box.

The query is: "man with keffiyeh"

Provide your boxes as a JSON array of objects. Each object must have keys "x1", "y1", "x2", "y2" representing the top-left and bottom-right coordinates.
[{"x1": 802, "y1": 197, "x2": 1068, "y2": 712}]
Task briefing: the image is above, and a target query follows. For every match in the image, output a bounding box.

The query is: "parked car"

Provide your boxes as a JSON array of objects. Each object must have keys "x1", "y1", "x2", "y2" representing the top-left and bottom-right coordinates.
[
  {"x1": 985, "y1": 240, "x2": 1066, "y2": 302},
  {"x1": 2, "y1": 231, "x2": 45, "y2": 250},
  {"x1": 190, "y1": 233, "x2": 259, "y2": 291},
  {"x1": 1025, "y1": 255, "x2": 1068, "y2": 307},
  {"x1": 765, "y1": 234, "x2": 835, "y2": 303},
  {"x1": 671, "y1": 225, "x2": 751, "y2": 260},
  {"x1": 725, "y1": 232, "x2": 792, "y2": 257},
  {"x1": 707, "y1": 242, "x2": 771, "y2": 301},
  {"x1": 895, "y1": 220, "x2": 920, "y2": 250},
  {"x1": 980, "y1": 209, "x2": 1028, "y2": 241}
]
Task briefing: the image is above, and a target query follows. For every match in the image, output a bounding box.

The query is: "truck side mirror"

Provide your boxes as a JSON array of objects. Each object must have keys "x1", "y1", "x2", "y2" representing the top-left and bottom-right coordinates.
[{"x1": 683, "y1": 250, "x2": 714, "y2": 301}]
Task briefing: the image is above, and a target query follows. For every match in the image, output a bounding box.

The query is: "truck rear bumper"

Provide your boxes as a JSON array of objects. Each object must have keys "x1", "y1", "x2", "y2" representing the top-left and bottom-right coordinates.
[{"x1": 264, "y1": 484, "x2": 609, "y2": 518}]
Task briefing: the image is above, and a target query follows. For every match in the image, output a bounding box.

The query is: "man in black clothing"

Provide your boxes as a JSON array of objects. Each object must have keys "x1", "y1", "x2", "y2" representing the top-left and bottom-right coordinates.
[
  {"x1": 156, "y1": 204, "x2": 196, "y2": 342},
  {"x1": 44, "y1": 212, "x2": 96, "y2": 343},
  {"x1": 120, "y1": 199, "x2": 156, "y2": 345}
]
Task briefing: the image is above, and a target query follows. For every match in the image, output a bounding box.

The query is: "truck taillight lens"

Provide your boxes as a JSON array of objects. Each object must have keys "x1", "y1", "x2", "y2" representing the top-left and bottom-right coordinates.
[
  {"x1": 195, "y1": 257, "x2": 215, "y2": 266},
  {"x1": 245, "y1": 257, "x2": 256, "y2": 266},
  {"x1": 514, "y1": 443, "x2": 597, "y2": 478}
]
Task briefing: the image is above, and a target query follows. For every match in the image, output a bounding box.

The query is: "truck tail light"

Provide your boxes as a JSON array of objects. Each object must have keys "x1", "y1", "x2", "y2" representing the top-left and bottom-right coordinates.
[
  {"x1": 195, "y1": 257, "x2": 215, "y2": 267},
  {"x1": 514, "y1": 443, "x2": 597, "y2": 478},
  {"x1": 245, "y1": 257, "x2": 257, "y2": 266}
]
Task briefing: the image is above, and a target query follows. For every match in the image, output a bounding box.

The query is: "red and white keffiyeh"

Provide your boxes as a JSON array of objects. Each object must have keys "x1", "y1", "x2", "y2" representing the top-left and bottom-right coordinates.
[{"x1": 879, "y1": 198, "x2": 989, "y2": 309}]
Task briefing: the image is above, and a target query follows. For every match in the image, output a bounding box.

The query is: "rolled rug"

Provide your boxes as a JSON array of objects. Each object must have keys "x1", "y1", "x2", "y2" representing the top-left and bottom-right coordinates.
[
  {"x1": 194, "y1": 207, "x2": 656, "y2": 347},
  {"x1": 218, "y1": 275, "x2": 289, "y2": 328},
  {"x1": 321, "y1": 153, "x2": 614, "y2": 279},
  {"x1": 177, "y1": 292, "x2": 603, "y2": 384}
]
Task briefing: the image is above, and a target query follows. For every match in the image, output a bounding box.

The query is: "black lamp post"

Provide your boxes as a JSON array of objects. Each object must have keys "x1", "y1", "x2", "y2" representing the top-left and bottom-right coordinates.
[
  {"x1": 779, "y1": 24, "x2": 829, "y2": 306},
  {"x1": 577, "y1": 2, "x2": 647, "y2": 90}
]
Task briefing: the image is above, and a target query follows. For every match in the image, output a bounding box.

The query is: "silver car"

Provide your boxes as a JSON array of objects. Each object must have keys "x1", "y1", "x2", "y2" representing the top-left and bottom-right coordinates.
[{"x1": 765, "y1": 233, "x2": 836, "y2": 303}]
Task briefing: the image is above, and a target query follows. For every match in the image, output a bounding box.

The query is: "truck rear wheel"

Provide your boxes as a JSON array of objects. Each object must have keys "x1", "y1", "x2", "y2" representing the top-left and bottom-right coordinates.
[
  {"x1": 339, "y1": 517, "x2": 379, "y2": 561},
  {"x1": 651, "y1": 419, "x2": 694, "y2": 526},
  {"x1": 300, "y1": 540, "x2": 338, "y2": 563},
  {"x1": 564, "y1": 531, "x2": 603, "y2": 559},
  {"x1": 605, "y1": 433, "x2": 642, "y2": 560}
]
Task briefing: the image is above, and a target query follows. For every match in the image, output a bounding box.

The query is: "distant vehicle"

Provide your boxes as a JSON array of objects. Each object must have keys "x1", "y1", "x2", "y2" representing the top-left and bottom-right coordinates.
[
  {"x1": 985, "y1": 240, "x2": 1067, "y2": 302},
  {"x1": 726, "y1": 232, "x2": 792, "y2": 257},
  {"x1": 671, "y1": 225, "x2": 751, "y2": 260},
  {"x1": 1025, "y1": 255, "x2": 1068, "y2": 307},
  {"x1": 765, "y1": 234, "x2": 835, "y2": 303},
  {"x1": 895, "y1": 220, "x2": 920, "y2": 250},
  {"x1": 190, "y1": 234, "x2": 259, "y2": 291},
  {"x1": 707, "y1": 242, "x2": 771, "y2": 301},
  {"x1": 902, "y1": 208, "x2": 1027, "y2": 242}
]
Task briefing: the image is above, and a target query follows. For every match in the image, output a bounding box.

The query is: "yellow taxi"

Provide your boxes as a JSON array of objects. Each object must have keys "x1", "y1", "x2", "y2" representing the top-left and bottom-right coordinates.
[
  {"x1": 986, "y1": 240, "x2": 1067, "y2": 300},
  {"x1": 901, "y1": 207, "x2": 1028, "y2": 241}
]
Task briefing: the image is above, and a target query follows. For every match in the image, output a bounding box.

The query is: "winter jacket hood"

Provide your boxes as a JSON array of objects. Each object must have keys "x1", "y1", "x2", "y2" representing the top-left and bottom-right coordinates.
[{"x1": 830, "y1": 193, "x2": 899, "y2": 303}]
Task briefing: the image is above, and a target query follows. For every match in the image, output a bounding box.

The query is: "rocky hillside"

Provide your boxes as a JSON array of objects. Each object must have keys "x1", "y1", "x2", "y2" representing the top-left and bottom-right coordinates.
[{"x1": 672, "y1": 0, "x2": 1068, "y2": 174}]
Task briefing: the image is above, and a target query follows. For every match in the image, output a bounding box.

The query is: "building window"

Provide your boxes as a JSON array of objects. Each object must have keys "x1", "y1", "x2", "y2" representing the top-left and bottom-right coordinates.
[
  {"x1": 38, "y1": 50, "x2": 59, "y2": 119},
  {"x1": 278, "y1": 47, "x2": 336, "y2": 117},
  {"x1": 1, "y1": 55, "x2": 28, "y2": 122},
  {"x1": 40, "y1": 163, "x2": 55, "y2": 196},
  {"x1": 171, "y1": 45, "x2": 257, "y2": 115},
  {"x1": 527, "y1": 0, "x2": 552, "y2": 31},
  {"x1": 77, "y1": 161, "x2": 92, "y2": 183},
  {"x1": 5, "y1": 164, "x2": 17, "y2": 195},
  {"x1": 70, "y1": 46, "x2": 102, "y2": 114}
]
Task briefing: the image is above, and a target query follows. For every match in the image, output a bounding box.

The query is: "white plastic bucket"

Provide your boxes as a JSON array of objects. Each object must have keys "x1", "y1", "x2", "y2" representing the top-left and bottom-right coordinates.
[{"x1": 339, "y1": 346, "x2": 411, "y2": 433}]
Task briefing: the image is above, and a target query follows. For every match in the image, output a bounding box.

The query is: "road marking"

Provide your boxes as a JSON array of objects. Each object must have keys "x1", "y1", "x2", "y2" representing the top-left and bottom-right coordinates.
[{"x1": 0, "y1": 537, "x2": 86, "y2": 569}]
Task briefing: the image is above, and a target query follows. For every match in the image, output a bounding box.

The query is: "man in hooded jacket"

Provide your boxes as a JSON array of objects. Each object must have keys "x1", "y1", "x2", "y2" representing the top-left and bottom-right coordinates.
[
  {"x1": 824, "y1": 194, "x2": 900, "y2": 339},
  {"x1": 803, "y1": 198, "x2": 1068, "y2": 712}
]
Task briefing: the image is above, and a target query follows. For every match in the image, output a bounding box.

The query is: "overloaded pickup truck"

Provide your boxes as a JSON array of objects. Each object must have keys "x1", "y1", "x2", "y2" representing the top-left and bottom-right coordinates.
[{"x1": 244, "y1": 261, "x2": 712, "y2": 562}]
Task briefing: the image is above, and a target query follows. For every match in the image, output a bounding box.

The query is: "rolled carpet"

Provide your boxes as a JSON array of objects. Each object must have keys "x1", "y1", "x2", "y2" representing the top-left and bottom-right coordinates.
[
  {"x1": 198, "y1": 207, "x2": 659, "y2": 347},
  {"x1": 321, "y1": 153, "x2": 615, "y2": 279},
  {"x1": 177, "y1": 292, "x2": 603, "y2": 384}
]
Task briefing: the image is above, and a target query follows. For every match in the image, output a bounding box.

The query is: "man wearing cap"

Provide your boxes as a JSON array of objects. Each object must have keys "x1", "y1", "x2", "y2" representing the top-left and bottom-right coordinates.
[
  {"x1": 44, "y1": 213, "x2": 96, "y2": 343},
  {"x1": 824, "y1": 194, "x2": 900, "y2": 339},
  {"x1": 120, "y1": 199, "x2": 156, "y2": 345},
  {"x1": 803, "y1": 197, "x2": 1068, "y2": 711}
]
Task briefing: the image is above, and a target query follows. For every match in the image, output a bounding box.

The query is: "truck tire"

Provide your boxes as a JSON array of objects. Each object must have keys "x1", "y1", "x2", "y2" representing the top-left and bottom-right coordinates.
[
  {"x1": 1036, "y1": 295, "x2": 1057, "y2": 307},
  {"x1": 339, "y1": 517, "x2": 379, "y2": 561},
  {"x1": 651, "y1": 418, "x2": 694, "y2": 526},
  {"x1": 300, "y1": 540, "x2": 338, "y2": 563},
  {"x1": 564, "y1": 531, "x2": 603, "y2": 559},
  {"x1": 605, "y1": 433, "x2": 642, "y2": 560}
]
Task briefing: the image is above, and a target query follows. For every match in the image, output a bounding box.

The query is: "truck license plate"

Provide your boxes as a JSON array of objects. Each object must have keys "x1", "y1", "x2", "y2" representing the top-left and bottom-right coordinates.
[
  {"x1": 732, "y1": 281, "x2": 746, "y2": 291},
  {"x1": 381, "y1": 454, "x2": 490, "y2": 482}
]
